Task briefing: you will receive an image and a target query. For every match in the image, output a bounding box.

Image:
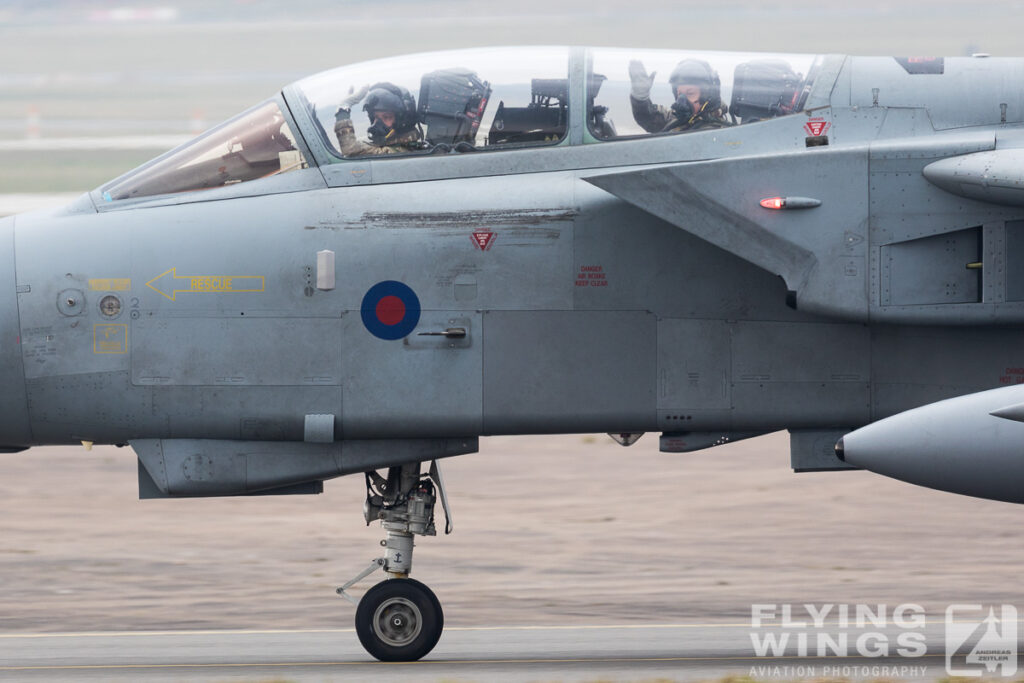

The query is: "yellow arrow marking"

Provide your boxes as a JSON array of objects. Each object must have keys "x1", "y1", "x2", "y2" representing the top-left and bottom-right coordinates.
[{"x1": 146, "y1": 268, "x2": 265, "y2": 302}]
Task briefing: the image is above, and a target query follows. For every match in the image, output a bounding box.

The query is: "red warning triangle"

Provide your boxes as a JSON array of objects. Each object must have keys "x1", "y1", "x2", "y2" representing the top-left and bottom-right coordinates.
[
  {"x1": 471, "y1": 231, "x2": 495, "y2": 251},
  {"x1": 804, "y1": 120, "x2": 829, "y2": 136}
]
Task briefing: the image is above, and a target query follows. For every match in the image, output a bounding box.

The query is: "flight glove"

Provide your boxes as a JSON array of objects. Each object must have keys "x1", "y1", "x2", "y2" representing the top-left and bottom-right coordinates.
[
  {"x1": 629, "y1": 61, "x2": 656, "y2": 101},
  {"x1": 335, "y1": 84, "x2": 370, "y2": 121}
]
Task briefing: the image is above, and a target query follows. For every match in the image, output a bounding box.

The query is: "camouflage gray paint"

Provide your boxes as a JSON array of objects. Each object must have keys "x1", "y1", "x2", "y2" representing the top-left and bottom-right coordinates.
[
  {"x1": 5, "y1": 48, "x2": 1024, "y2": 659},
  {"x1": 3, "y1": 52, "x2": 1024, "y2": 467}
]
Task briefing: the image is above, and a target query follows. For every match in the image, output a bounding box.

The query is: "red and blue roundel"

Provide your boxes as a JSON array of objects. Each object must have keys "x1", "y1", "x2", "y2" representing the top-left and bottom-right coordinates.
[{"x1": 360, "y1": 280, "x2": 421, "y2": 340}]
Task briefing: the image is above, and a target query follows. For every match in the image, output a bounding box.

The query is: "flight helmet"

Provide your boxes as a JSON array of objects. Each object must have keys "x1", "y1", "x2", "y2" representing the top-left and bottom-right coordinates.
[
  {"x1": 668, "y1": 58, "x2": 722, "y2": 111},
  {"x1": 362, "y1": 82, "x2": 418, "y2": 144}
]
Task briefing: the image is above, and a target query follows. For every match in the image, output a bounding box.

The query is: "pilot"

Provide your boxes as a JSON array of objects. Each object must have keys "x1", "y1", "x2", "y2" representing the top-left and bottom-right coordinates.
[
  {"x1": 334, "y1": 82, "x2": 423, "y2": 156},
  {"x1": 628, "y1": 58, "x2": 730, "y2": 133}
]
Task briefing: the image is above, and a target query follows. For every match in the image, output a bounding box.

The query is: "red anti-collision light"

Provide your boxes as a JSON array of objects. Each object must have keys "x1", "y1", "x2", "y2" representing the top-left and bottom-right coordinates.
[{"x1": 759, "y1": 196, "x2": 823, "y2": 210}]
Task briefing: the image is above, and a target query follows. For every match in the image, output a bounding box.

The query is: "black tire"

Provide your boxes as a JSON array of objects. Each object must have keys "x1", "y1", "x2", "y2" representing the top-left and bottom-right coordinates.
[{"x1": 355, "y1": 578, "x2": 443, "y2": 661}]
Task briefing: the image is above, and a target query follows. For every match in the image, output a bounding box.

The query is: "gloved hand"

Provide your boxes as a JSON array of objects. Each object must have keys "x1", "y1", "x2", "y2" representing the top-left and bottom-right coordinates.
[
  {"x1": 628, "y1": 61, "x2": 656, "y2": 101},
  {"x1": 335, "y1": 84, "x2": 370, "y2": 120}
]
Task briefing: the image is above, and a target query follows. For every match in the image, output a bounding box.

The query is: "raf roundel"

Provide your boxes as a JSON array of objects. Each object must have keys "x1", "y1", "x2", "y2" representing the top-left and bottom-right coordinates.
[{"x1": 360, "y1": 280, "x2": 421, "y2": 340}]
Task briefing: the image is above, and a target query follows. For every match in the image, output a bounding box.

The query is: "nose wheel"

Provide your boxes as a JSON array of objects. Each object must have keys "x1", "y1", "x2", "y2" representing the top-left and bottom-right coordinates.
[
  {"x1": 338, "y1": 460, "x2": 453, "y2": 661},
  {"x1": 355, "y1": 578, "x2": 443, "y2": 661}
]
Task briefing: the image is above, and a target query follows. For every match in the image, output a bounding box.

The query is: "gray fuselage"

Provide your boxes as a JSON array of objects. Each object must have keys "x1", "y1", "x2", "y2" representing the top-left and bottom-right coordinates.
[{"x1": 2, "y1": 52, "x2": 1022, "y2": 458}]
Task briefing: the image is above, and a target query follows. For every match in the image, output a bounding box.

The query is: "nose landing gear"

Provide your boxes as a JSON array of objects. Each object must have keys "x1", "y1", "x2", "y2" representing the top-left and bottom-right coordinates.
[{"x1": 338, "y1": 460, "x2": 452, "y2": 661}]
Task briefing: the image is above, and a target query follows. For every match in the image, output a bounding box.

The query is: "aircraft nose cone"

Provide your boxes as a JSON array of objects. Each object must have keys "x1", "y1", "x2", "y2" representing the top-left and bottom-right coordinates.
[{"x1": 0, "y1": 215, "x2": 31, "y2": 449}]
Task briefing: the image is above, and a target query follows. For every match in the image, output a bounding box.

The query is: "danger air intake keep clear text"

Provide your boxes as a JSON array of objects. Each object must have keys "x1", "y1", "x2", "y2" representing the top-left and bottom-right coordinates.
[{"x1": 576, "y1": 265, "x2": 608, "y2": 287}]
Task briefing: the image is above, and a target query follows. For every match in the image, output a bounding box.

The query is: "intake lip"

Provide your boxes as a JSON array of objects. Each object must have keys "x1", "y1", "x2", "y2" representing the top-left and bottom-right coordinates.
[{"x1": 0, "y1": 214, "x2": 32, "y2": 448}]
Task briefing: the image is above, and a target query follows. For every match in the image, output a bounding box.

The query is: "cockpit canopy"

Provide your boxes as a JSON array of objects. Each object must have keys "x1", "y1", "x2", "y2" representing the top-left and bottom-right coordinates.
[
  {"x1": 587, "y1": 48, "x2": 821, "y2": 138},
  {"x1": 96, "y1": 47, "x2": 825, "y2": 204},
  {"x1": 294, "y1": 46, "x2": 572, "y2": 157}
]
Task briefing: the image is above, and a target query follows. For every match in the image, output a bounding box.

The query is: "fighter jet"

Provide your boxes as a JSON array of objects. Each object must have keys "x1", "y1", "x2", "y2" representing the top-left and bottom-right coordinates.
[{"x1": 3, "y1": 46, "x2": 1024, "y2": 661}]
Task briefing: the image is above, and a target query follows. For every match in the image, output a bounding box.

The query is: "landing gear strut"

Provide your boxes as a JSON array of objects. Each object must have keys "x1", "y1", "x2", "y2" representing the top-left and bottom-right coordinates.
[{"x1": 338, "y1": 460, "x2": 452, "y2": 661}]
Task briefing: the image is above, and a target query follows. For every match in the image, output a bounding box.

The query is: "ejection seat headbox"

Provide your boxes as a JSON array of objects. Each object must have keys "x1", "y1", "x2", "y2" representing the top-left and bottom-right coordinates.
[
  {"x1": 586, "y1": 73, "x2": 616, "y2": 139},
  {"x1": 730, "y1": 59, "x2": 802, "y2": 123},
  {"x1": 417, "y1": 68, "x2": 492, "y2": 147},
  {"x1": 487, "y1": 78, "x2": 569, "y2": 146}
]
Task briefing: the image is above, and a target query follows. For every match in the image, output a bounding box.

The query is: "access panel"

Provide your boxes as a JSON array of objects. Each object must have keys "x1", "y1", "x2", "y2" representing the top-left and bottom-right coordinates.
[
  {"x1": 881, "y1": 227, "x2": 981, "y2": 306},
  {"x1": 482, "y1": 310, "x2": 656, "y2": 434}
]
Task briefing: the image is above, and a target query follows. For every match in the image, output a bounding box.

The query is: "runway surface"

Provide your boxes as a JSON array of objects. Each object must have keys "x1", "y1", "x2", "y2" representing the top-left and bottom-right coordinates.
[
  {"x1": 0, "y1": 620, "x2": 996, "y2": 682},
  {"x1": 5, "y1": 437, "x2": 1024, "y2": 682}
]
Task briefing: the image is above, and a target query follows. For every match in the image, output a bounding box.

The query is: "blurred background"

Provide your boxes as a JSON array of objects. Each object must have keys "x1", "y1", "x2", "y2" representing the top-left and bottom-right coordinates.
[{"x1": 0, "y1": 0, "x2": 1020, "y2": 206}]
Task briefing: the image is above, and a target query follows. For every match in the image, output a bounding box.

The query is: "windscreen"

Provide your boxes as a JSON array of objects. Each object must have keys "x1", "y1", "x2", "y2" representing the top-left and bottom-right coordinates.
[
  {"x1": 587, "y1": 49, "x2": 823, "y2": 139},
  {"x1": 100, "y1": 99, "x2": 308, "y2": 202}
]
